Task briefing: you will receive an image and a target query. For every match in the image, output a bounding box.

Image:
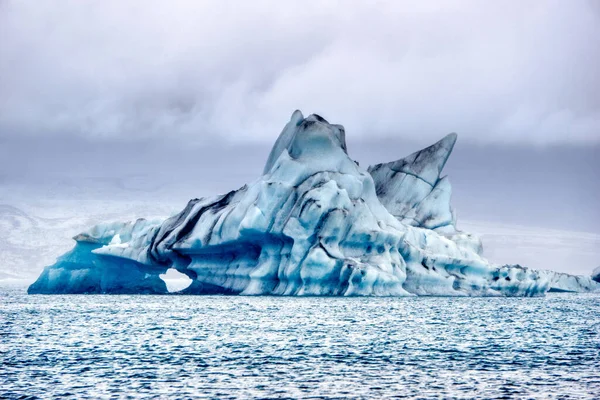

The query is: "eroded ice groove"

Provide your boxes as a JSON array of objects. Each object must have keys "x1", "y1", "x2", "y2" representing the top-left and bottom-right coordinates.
[{"x1": 28, "y1": 112, "x2": 600, "y2": 296}]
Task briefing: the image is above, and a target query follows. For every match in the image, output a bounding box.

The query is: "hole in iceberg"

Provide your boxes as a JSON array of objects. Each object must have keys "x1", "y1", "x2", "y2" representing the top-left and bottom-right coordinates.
[{"x1": 159, "y1": 268, "x2": 193, "y2": 293}]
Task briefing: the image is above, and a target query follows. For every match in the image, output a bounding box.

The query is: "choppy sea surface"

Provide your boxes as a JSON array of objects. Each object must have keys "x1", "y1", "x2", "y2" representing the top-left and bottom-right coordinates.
[{"x1": 2, "y1": 287, "x2": 599, "y2": 399}]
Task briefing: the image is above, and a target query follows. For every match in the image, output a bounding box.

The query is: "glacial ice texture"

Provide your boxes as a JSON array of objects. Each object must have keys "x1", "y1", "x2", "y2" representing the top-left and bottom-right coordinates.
[
  {"x1": 28, "y1": 112, "x2": 600, "y2": 296},
  {"x1": 592, "y1": 266, "x2": 600, "y2": 284}
]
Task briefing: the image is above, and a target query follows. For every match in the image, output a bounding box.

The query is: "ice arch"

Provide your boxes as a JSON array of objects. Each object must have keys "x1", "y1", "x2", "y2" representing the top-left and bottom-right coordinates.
[{"x1": 160, "y1": 269, "x2": 193, "y2": 293}]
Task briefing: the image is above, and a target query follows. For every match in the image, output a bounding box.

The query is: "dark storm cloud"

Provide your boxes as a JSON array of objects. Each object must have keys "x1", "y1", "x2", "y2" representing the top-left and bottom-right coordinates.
[{"x1": 1, "y1": 0, "x2": 599, "y2": 144}]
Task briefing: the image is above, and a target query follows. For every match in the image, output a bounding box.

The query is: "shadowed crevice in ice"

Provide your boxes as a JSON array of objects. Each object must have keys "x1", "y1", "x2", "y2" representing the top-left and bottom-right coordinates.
[{"x1": 28, "y1": 112, "x2": 600, "y2": 296}]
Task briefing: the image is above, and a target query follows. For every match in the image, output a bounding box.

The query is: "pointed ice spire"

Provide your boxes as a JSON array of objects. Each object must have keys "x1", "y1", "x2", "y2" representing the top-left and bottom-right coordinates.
[
  {"x1": 380, "y1": 133, "x2": 457, "y2": 186},
  {"x1": 262, "y1": 111, "x2": 349, "y2": 175},
  {"x1": 367, "y1": 133, "x2": 458, "y2": 231},
  {"x1": 263, "y1": 110, "x2": 304, "y2": 175}
]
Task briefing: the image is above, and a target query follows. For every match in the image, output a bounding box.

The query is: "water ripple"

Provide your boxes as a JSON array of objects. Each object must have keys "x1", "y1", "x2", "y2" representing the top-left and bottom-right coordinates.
[{"x1": 1, "y1": 289, "x2": 599, "y2": 399}]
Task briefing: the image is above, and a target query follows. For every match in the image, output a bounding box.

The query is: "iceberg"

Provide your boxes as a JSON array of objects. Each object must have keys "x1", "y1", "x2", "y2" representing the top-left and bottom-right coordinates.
[{"x1": 28, "y1": 111, "x2": 600, "y2": 296}]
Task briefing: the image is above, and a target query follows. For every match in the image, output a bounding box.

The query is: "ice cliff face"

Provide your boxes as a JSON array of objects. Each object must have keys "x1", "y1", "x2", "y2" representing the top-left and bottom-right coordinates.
[
  {"x1": 592, "y1": 267, "x2": 600, "y2": 284},
  {"x1": 28, "y1": 111, "x2": 600, "y2": 296}
]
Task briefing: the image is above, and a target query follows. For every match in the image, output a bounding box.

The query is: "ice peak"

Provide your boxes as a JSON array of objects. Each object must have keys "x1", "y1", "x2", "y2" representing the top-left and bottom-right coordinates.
[
  {"x1": 374, "y1": 133, "x2": 457, "y2": 187},
  {"x1": 367, "y1": 133, "x2": 458, "y2": 233},
  {"x1": 263, "y1": 111, "x2": 348, "y2": 175},
  {"x1": 290, "y1": 109, "x2": 304, "y2": 125}
]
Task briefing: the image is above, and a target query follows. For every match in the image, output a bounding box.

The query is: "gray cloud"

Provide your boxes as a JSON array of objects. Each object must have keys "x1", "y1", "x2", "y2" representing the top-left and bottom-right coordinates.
[{"x1": 1, "y1": 0, "x2": 599, "y2": 144}]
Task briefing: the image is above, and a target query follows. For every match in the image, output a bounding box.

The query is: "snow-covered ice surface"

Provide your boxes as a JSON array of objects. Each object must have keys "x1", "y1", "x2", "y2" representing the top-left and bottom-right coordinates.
[{"x1": 27, "y1": 111, "x2": 600, "y2": 295}]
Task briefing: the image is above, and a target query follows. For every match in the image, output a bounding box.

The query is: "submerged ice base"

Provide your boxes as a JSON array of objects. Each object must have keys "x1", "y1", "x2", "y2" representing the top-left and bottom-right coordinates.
[{"x1": 29, "y1": 112, "x2": 600, "y2": 296}]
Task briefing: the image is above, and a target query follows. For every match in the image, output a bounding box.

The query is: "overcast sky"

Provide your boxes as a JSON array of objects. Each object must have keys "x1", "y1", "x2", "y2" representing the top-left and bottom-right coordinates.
[
  {"x1": 1, "y1": 1, "x2": 599, "y2": 278},
  {"x1": 1, "y1": 0, "x2": 599, "y2": 145}
]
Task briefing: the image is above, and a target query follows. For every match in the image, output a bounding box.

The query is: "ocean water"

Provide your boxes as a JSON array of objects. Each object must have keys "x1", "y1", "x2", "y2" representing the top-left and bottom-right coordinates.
[{"x1": 2, "y1": 288, "x2": 599, "y2": 399}]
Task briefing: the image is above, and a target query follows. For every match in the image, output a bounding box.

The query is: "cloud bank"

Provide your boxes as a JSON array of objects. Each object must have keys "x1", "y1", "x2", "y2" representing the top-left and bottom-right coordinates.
[{"x1": 1, "y1": 0, "x2": 599, "y2": 144}]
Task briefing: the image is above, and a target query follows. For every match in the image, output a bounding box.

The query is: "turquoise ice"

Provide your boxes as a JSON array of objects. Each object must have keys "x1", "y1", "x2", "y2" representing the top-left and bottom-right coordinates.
[{"x1": 28, "y1": 112, "x2": 600, "y2": 295}]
